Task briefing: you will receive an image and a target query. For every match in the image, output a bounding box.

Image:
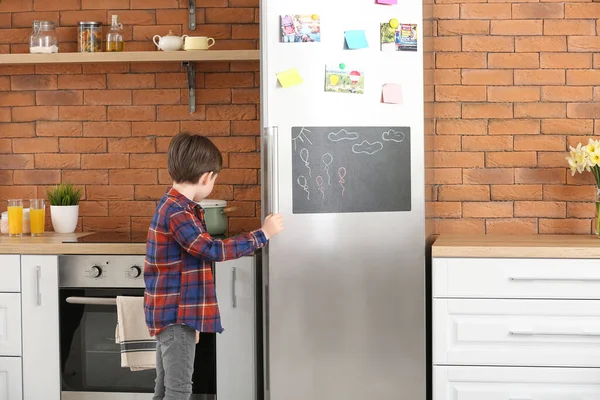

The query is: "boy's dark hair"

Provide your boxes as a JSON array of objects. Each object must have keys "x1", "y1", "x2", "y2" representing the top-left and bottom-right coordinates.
[{"x1": 167, "y1": 133, "x2": 223, "y2": 184}]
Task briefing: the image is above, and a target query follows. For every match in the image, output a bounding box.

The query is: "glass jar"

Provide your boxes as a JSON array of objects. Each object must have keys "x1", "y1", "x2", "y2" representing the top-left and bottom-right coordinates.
[
  {"x1": 29, "y1": 20, "x2": 59, "y2": 54},
  {"x1": 78, "y1": 21, "x2": 102, "y2": 53},
  {"x1": 0, "y1": 212, "x2": 7, "y2": 235},
  {"x1": 106, "y1": 15, "x2": 124, "y2": 52}
]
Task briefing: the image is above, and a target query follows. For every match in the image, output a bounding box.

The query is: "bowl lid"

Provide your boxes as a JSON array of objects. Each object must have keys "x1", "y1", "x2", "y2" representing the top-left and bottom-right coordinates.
[{"x1": 199, "y1": 199, "x2": 227, "y2": 208}]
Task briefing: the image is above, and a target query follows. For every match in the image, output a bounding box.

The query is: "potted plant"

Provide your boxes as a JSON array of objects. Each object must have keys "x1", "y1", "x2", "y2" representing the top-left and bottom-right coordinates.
[
  {"x1": 47, "y1": 183, "x2": 82, "y2": 233},
  {"x1": 566, "y1": 139, "x2": 600, "y2": 237}
]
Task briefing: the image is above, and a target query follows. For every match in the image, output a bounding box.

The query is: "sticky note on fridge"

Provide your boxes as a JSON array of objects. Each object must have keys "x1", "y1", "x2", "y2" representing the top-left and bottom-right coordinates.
[
  {"x1": 276, "y1": 68, "x2": 303, "y2": 88},
  {"x1": 382, "y1": 84, "x2": 403, "y2": 104},
  {"x1": 377, "y1": 0, "x2": 398, "y2": 4},
  {"x1": 344, "y1": 30, "x2": 368, "y2": 49}
]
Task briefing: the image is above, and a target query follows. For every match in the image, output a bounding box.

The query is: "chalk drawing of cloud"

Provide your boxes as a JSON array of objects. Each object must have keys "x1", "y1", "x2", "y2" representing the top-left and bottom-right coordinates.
[
  {"x1": 382, "y1": 129, "x2": 406, "y2": 143},
  {"x1": 352, "y1": 140, "x2": 384, "y2": 156},
  {"x1": 328, "y1": 129, "x2": 359, "y2": 142}
]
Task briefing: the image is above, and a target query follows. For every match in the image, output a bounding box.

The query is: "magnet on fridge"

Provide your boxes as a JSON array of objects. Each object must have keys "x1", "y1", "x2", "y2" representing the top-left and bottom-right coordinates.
[
  {"x1": 311, "y1": 14, "x2": 319, "y2": 20},
  {"x1": 389, "y1": 18, "x2": 399, "y2": 29},
  {"x1": 339, "y1": 63, "x2": 346, "y2": 70}
]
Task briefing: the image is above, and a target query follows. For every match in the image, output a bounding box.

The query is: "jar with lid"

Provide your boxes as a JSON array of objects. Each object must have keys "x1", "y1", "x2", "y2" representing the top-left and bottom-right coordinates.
[
  {"x1": 78, "y1": 22, "x2": 102, "y2": 53},
  {"x1": 29, "y1": 20, "x2": 59, "y2": 54},
  {"x1": 106, "y1": 15, "x2": 124, "y2": 52}
]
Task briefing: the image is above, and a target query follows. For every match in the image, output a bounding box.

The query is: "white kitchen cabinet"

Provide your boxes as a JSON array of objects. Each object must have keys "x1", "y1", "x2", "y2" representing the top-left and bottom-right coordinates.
[
  {"x1": 0, "y1": 256, "x2": 20, "y2": 293},
  {"x1": 0, "y1": 294, "x2": 21, "y2": 357},
  {"x1": 0, "y1": 357, "x2": 22, "y2": 400},
  {"x1": 215, "y1": 256, "x2": 258, "y2": 400},
  {"x1": 434, "y1": 366, "x2": 600, "y2": 400},
  {"x1": 21, "y1": 255, "x2": 60, "y2": 400}
]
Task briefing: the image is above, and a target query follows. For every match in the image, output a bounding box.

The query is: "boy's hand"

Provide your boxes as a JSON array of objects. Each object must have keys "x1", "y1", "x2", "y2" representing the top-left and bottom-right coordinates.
[{"x1": 262, "y1": 214, "x2": 284, "y2": 239}]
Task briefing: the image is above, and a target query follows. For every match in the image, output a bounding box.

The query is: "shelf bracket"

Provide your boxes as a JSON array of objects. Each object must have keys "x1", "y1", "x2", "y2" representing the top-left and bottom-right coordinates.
[
  {"x1": 189, "y1": 0, "x2": 197, "y2": 30},
  {"x1": 183, "y1": 61, "x2": 196, "y2": 113}
]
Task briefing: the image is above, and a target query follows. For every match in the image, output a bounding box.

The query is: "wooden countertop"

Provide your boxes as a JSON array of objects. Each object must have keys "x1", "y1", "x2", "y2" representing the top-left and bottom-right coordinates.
[
  {"x1": 0, "y1": 233, "x2": 145, "y2": 255},
  {"x1": 432, "y1": 235, "x2": 600, "y2": 259}
]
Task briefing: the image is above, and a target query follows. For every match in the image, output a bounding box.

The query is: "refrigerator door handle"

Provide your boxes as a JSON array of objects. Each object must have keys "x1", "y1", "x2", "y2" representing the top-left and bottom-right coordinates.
[{"x1": 264, "y1": 126, "x2": 279, "y2": 214}]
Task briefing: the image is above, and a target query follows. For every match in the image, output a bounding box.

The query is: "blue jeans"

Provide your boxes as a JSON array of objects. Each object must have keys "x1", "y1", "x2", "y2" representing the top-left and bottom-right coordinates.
[{"x1": 153, "y1": 324, "x2": 197, "y2": 400}]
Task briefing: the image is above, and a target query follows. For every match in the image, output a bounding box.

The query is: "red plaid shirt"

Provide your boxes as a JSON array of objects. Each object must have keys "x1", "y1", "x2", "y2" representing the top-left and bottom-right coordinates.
[{"x1": 144, "y1": 187, "x2": 267, "y2": 336}]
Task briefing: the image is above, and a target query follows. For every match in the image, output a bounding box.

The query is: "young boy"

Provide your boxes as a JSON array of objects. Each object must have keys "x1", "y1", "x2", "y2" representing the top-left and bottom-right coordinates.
[{"x1": 144, "y1": 132, "x2": 284, "y2": 400}]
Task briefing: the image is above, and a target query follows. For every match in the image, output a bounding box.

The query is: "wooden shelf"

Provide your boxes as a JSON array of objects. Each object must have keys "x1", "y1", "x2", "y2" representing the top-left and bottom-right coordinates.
[{"x1": 0, "y1": 50, "x2": 260, "y2": 65}]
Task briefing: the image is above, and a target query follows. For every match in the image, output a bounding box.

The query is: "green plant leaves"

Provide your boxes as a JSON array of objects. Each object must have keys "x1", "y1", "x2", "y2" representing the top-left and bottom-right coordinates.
[{"x1": 46, "y1": 184, "x2": 81, "y2": 206}]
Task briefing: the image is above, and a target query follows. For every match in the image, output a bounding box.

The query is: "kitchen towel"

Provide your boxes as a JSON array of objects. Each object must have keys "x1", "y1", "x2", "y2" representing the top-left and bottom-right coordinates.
[{"x1": 115, "y1": 296, "x2": 156, "y2": 371}]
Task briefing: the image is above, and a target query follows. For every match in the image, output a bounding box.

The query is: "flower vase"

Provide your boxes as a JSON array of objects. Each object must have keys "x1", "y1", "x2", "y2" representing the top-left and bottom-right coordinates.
[{"x1": 596, "y1": 187, "x2": 600, "y2": 238}]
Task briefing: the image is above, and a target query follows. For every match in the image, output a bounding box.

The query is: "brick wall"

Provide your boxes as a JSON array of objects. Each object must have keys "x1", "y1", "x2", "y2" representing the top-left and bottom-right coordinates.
[
  {"x1": 0, "y1": 0, "x2": 261, "y2": 235},
  {"x1": 429, "y1": 1, "x2": 600, "y2": 235}
]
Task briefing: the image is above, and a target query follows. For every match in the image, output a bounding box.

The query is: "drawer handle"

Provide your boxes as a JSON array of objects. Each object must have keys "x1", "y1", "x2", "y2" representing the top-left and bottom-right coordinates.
[
  {"x1": 509, "y1": 330, "x2": 600, "y2": 337},
  {"x1": 36, "y1": 266, "x2": 42, "y2": 306},
  {"x1": 231, "y1": 266, "x2": 237, "y2": 309},
  {"x1": 509, "y1": 277, "x2": 600, "y2": 282}
]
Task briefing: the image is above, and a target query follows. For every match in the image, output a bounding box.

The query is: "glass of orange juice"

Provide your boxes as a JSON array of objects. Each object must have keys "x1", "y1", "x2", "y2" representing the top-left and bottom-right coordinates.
[
  {"x1": 7, "y1": 199, "x2": 23, "y2": 237},
  {"x1": 29, "y1": 199, "x2": 45, "y2": 237}
]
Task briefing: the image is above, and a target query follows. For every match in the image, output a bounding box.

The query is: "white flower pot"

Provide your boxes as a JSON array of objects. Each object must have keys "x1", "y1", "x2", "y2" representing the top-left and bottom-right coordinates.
[{"x1": 50, "y1": 205, "x2": 79, "y2": 233}]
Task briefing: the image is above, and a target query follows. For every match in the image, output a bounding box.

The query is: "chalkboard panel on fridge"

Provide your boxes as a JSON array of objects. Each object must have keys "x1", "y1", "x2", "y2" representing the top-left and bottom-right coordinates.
[{"x1": 291, "y1": 126, "x2": 411, "y2": 214}]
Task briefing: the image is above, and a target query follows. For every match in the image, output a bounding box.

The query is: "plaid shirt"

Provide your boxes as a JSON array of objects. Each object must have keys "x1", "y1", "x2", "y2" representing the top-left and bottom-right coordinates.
[{"x1": 144, "y1": 187, "x2": 267, "y2": 336}]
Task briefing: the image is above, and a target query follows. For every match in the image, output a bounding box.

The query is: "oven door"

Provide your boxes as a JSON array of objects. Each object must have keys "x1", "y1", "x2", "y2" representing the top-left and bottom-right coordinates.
[{"x1": 59, "y1": 288, "x2": 216, "y2": 400}]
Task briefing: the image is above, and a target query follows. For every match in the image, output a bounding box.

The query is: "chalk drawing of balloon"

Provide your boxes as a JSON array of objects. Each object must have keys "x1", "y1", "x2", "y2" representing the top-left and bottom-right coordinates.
[
  {"x1": 330, "y1": 75, "x2": 340, "y2": 86},
  {"x1": 349, "y1": 71, "x2": 361, "y2": 85}
]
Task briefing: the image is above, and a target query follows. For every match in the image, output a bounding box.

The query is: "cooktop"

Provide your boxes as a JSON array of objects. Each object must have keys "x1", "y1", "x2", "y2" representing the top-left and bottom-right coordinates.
[{"x1": 63, "y1": 232, "x2": 148, "y2": 243}]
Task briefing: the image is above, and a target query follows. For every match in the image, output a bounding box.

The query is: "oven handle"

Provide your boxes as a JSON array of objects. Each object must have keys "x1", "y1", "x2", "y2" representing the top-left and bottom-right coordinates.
[{"x1": 66, "y1": 296, "x2": 117, "y2": 306}]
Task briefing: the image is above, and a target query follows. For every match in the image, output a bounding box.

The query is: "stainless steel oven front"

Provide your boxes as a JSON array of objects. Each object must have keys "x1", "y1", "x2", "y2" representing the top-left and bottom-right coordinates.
[{"x1": 59, "y1": 255, "x2": 216, "y2": 400}]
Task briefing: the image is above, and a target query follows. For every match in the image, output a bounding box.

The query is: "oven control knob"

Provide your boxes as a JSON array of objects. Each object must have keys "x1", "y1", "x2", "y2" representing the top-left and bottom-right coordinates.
[
  {"x1": 90, "y1": 265, "x2": 102, "y2": 278},
  {"x1": 128, "y1": 266, "x2": 142, "y2": 279}
]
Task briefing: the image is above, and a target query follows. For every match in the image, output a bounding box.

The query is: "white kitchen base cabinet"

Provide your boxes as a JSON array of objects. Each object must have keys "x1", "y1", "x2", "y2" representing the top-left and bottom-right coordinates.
[
  {"x1": 433, "y1": 256, "x2": 600, "y2": 400},
  {"x1": 215, "y1": 256, "x2": 258, "y2": 400},
  {"x1": 434, "y1": 366, "x2": 600, "y2": 400},
  {"x1": 0, "y1": 357, "x2": 22, "y2": 400},
  {"x1": 21, "y1": 256, "x2": 60, "y2": 400}
]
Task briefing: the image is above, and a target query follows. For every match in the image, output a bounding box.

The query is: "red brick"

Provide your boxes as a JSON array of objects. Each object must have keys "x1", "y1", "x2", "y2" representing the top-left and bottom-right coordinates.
[
  {"x1": 210, "y1": 137, "x2": 256, "y2": 153},
  {"x1": 544, "y1": 185, "x2": 596, "y2": 201},
  {"x1": 569, "y1": 36, "x2": 600, "y2": 52},
  {"x1": 567, "y1": 203, "x2": 595, "y2": 218},
  {"x1": 513, "y1": 3, "x2": 564, "y2": 18},
  {"x1": 567, "y1": 103, "x2": 600, "y2": 118},
  {"x1": 59, "y1": 106, "x2": 106, "y2": 121},
  {"x1": 35, "y1": 64, "x2": 81, "y2": 74},
  {"x1": 433, "y1": 152, "x2": 484, "y2": 168},
  {"x1": 436, "y1": 119, "x2": 487, "y2": 135},
  {"x1": 231, "y1": 88, "x2": 259, "y2": 104},
  {"x1": 107, "y1": 74, "x2": 155, "y2": 89},
  {"x1": 0, "y1": 155, "x2": 34, "y2": 169},
  {"x1": 109, "y1": 201, "x2": 157, "y2": 217},
  {"x1": 515, "y1": 70, "x2": 565, "y2": 85},
  {"x1": 542, "y1": 86, "x2": 592, "y2": 102},
  {"x1": 463, "y1": 36, "x2": 514, "y2": 52},
  {"x1": 428, "y1": 202, "x2": 462, "y2": 218},
  {"x1": 540, "y1": 53, "x2": 591, "y2": 70},
  {"x1": 87, "y1": 185, "x2": 134, "y2": 201},
  {"x1": 36, "y1": 91, "x2": 83, "y2": 106},
  {"x1": 491, "y1": 20, "x2": 542, "y2": 36},
  {"x1": 35, "y1": 154, "x2": 80, "y2": 169},
  {"x1": 231, "y1": 121, "x2": 259, "y2": 135},
  {"x1": 464, "y1": 168, "x2": 514, "y2": 184},
  {"x1": 60, "y1": 138, "x2": 107, "y2": 153},
  {"x1": 62, "y1": 170, "x2": 109, "y2": 185},
  {"x1": 179, "y1": 121, "x2": 230, "y2": 136},
  {"x1": 132, "y1": 121, "x2": 180, "y2": 137},
  {"x1": 0, "y1": 186, "x2": 37, "y2": 201},
  {"x1": 60, "y1": 10, "x2": 108, "y2": 26},
  {"x1": 515, "y1": 37, "x2": 566, "y2": 52},
  {"x1": 79, "y1": 201, "x2": 109, "y2": 217},
  {"x1": 565, "y1": 4, "x2": 600, "y2": 18},
  {"x1": 487, "y1": 152, "x2": 538, "y2": 167},
  {"x1": 229, "y1": 153, "x2": 259, "y2": 168},
  {"x1": 130, "y1": 154, "x2": 167, "y2": 169},
  {"x1": 426, "y1": 169, "x2": 462, "y2": 185},
  {"x1": 515, "y1": 168, "x2": 565, "y2": 184},
  {"x1": 84, "y1": 90, "x2": 132, "y2": 105},
  {"x1": 206, "y1": 105, "x2": 256, "y2": 120},
  {"x1": 438, "y1": 185, "x2": 490, "y2": 201},
  {"x1": 107, "y1": 106, "x2": 155, "y2": 121},
  {"x1": 0, "y1": 171, "x2": 12, "y2": 185},
  {"x1": 438, "y1": 20, "x2": 489, "y2": 35},
  {"x1": 514, "y1": 136, "x2": 565, "y2": 152},
  {"x1": 542, "y1": 119, "x2": 592, "y2": 134},
  {"x1": 462, "y1": 136, "x2": 513, "y2": 151},
  {"x1": 538, "y1": 152, "x2": 571, "y2": 168},
  {"x1": 461, "y1": 69, "x2": 513, "y2": 85},
  {"x1": 0, "y1": 92, "x2": 34, "y2": 107},
  {"x1": 486, "y1": 219, "x2": 538, "y2": 235},
  {"x1": 488, "y1": 53, "x2": 539, "y2": 69},
  {"x1": 463, "y1": 202, "x2": 513, "y2": 218},
  {"x1": 133, "y1": 89, "x2": 180, "y2": 105},
  {"x1": 206, "y1": 8, "x2": 254, "y2": 23},
  {"x1": 83, "y1": 122, "x2": 131, "y2": 137},
  {"x1": 0, "y1": 139, "x2": 11, "y2": 153},
  {"x1": 82, "y1": 154, "x2": 129, "y2": 169},
  {"x1": 108, "y1": 137, "x2": 155, "y2": 153},
  {"x1": 12, "y1": 106, "x2": 58, "y2": 122},
  {"x1": 434, "y1": 70, "x2": 461, "y2": 85},
  {"x1": 539, "y1": 219, "x2": 591, "y2": 234},
  {"x1": 205, "y1": 73, "x2": 254, "y2": 89},
  {"x1": 82, "y1": 217, "x2": 131, "y2": 233},
  {"x1": 191, "y1": 89, "x2": 232, "y2": 105},
  {"x1": 460, "y1": 4, "x2": 511, "y2": 19},
  {"x1": 13, "y1": 138, "x2": 58, "y2": 153},
  {"x1": 14, "y1": 170, "x2": 60, "y2": 184},
  {"x1": 157, "y1": 105, "x2": 206, "y2": 121},
  {"x1": 488, "y1": 87, "x2": 539, "y2": 102},
  {"x1": 0, "y1": 122, "x2": 35, "y2": 137},
  {"x1": 436, "y1": 53, "x2": 487, "y2": 69},
  {"x1": 133, "y1": 25, "x2": 181, "y2": 41},
  {"x1": 567, "y1": 70, "x2": 600, "y2": 86},
  {"x1": 134, "y1": 185, "x2": 169, "y2": 200},
  {"x1": 429, "y1": 136, "x2": 461, "y2": 151},
  {"x1": 434, "y1": 103, "x2": 461, "y2": 119},
  {"x1": 11, "y1": 75, "x2": 57, "y2": 90},
  {"x1": 491, "y1": 185, "x2": 542, "y2": 200},
  {"x1": 229, "y1": 217, "x2": 260, "y2": 234},
  {"x1": 544, "y1": 20, "x2": 595, "y2": 36},
  {"x1": 435, "y1": 85, "x2": 486, "y2": 102},
  {"x1": 82, "y1": 64, "x2": 129, "y2": 74},
  {"x1": 514, "y1": 103, "x2": 566, "y2": 118},
  {"x1": 110, "y1": 169, "x2": 157, "y2": 184},
  {"x1": 155, "y1": 73, "x2": 187, "y2": 89},
  {"x1": 131, "y1": 0, "x2": 178, "y2": 8},
  {"x1": 463, "y1": 103, "x2": 512, "y2": 119},
  {"x1": 36, "y1": 121, "x2": 82, "y2": 137},
  {"x1": 435, "y1": 219, "x2": 486, "y2": 234},
  {"x1": 58, "y1": 75, "x2": 106, "y2": 90}
]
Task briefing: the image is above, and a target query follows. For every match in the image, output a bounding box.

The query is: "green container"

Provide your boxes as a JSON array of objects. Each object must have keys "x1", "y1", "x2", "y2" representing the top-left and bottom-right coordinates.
[{"x1": 199, "y1": 199, "x2": 227, "y2": 235}]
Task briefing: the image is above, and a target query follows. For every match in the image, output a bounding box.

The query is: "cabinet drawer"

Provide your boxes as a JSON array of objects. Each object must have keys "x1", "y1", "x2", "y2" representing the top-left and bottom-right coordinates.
[
  {"x1": 434, "y1": 299, "x2": 600, "y2": 367},
  {"x1": 434, "y1": 366, "x2": 600, "y2": 400},
  {"x1": 0, "y1": 256, "x2": 20, "y2": 293},
  {"x1": 0, "y1": 294, "x2": 21, "y2": 357},
  {"x1": 434, "y1": 257, "x2": 600, "y2": 299},
  {"x1": 0, "y1": 357, "x2": 22, "y2": 400}
]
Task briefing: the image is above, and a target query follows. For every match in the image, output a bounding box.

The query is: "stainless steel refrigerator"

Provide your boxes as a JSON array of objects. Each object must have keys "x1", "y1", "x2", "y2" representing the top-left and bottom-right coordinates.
[{"x1": 259, "y1": 1, "x2": 425, "y2": 399}]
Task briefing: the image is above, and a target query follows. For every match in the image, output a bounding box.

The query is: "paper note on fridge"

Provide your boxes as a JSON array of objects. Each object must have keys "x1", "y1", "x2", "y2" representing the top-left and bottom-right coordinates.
[
  {"x1": 276, "y1": 68, "x2": 303, "y2": 88},
  {"x1": 344, "y1": 30, "x2": 368, "y2": 49},
  {"x1": 376, "y1": 0, "x2": 398, "y2": 4},
  {"x1": 382, "y1": 84, "x2": 403, "y2": 104}
]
